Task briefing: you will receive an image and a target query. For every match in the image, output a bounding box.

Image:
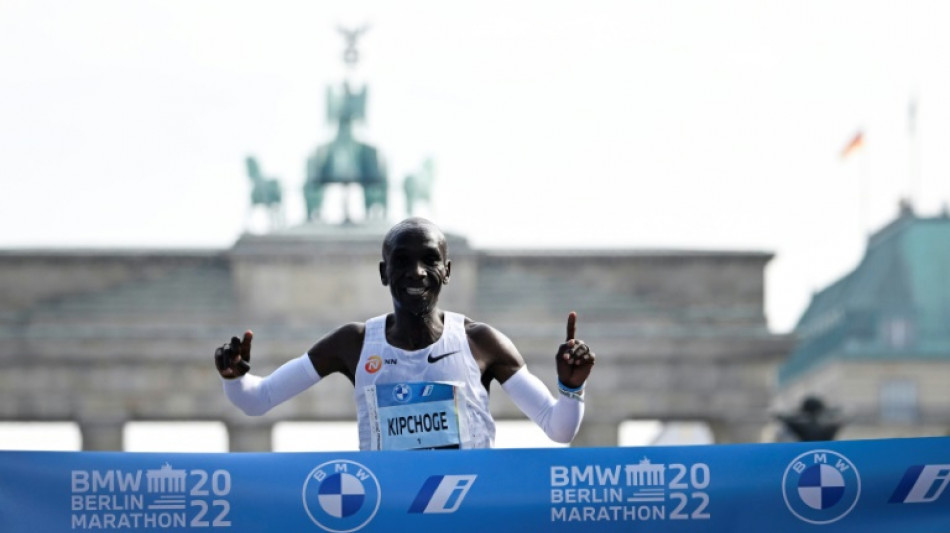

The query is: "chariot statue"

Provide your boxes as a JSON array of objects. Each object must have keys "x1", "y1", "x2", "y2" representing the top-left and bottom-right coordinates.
[{"x1": 303, "y1": 25, "x2": 388, "y2": 223}]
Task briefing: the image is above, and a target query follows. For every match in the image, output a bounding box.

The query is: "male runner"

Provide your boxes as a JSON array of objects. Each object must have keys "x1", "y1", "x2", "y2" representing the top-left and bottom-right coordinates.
[{"x1": 215, "y1": 217, "x2": 595, "y2": 450}]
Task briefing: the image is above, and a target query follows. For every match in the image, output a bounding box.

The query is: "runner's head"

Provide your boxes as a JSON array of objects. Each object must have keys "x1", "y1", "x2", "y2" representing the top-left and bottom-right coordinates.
[{"x1": 380, "y1": 218, "x2": 451, "y2": 316}]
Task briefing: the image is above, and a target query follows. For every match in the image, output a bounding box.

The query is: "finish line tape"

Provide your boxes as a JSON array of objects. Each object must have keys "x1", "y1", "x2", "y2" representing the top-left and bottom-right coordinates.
[{"x1": 1, "y1": 437, "x2": 948, "y2": 532}]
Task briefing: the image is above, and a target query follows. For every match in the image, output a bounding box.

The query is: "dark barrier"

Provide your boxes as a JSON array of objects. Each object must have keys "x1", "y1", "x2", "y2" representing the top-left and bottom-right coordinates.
[{"x1": 1, "y1": 437, "x2": 948, "y2": 532}]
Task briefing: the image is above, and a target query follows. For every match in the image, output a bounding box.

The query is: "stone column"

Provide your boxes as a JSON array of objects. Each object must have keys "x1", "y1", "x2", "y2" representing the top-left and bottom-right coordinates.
[
  {"x1": 571, "y1": 419, "x2": 620, "y2": 447},
  {"x1": 708, "y1": 419, "x2": 767, "y2": 444},
  {"x1": 227, "y1": 422, "x2": 273, "y2": 452},
  {"x1": 81, "y1": 420, "x2": 125, "y2": 451}
]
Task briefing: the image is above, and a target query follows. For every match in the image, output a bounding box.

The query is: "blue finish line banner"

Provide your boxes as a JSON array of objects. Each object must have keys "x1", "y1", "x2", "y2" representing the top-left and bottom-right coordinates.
[{"x1": 1, "y1": 437, "x2": 948, "y2": 532}]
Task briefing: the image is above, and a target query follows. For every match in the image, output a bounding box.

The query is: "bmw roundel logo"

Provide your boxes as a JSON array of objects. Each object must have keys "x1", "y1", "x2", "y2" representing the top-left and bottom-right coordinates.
[
  {"x1": 782, "y1": 449, "x2": 861, "y2": 525},
  {"x1": 393, "y1": 383, "x2": 412, "y2": 403},
  {"x1": 302, "y1": 460, "x2": 381, "y2": 532}
]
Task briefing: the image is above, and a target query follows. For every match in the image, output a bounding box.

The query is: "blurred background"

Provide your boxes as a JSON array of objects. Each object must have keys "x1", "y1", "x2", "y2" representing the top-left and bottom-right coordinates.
[{"x1": 1, "y1": 0, "x2": 948, "y2": 451}]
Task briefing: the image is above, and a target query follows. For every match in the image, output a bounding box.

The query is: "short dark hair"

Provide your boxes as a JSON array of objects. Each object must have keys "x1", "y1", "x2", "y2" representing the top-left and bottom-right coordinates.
[{"x1": 381, "y1": 217, "x2": 447, "y2": 259}]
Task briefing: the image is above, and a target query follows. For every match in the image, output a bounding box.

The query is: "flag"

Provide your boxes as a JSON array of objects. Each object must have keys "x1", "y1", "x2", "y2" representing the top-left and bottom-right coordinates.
[{"x1": 841, "y1": 131, "x2": 864, "y2": 159}]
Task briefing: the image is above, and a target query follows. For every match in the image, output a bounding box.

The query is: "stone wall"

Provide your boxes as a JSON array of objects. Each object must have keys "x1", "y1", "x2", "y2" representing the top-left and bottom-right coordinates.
[{"x1": 0, "y1": 230, "x2": 793, "y2": 450}]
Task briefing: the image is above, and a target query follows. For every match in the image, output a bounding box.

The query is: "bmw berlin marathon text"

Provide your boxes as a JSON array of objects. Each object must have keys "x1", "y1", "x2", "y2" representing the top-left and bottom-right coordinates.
[
  {"x1": 70, "y1": 464, "x2": 232, "y2": 529},
  {"x1": 550, "y1": 458, "x2": 711, "y2": 524}
]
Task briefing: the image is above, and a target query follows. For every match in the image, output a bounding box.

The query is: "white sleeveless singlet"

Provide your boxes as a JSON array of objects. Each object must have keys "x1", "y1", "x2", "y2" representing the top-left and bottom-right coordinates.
[{"x1": 354, "y1": 311, "x2": 495, "y2": 450}]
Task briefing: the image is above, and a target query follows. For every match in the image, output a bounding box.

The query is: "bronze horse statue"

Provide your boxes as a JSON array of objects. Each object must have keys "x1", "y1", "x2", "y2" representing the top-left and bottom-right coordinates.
[
  {"x1": 245, "y1": 156, "x2": 284, "y2": 228},
  {"x1": 403, "y1": 158, "x2": 435, "y2": 217}
]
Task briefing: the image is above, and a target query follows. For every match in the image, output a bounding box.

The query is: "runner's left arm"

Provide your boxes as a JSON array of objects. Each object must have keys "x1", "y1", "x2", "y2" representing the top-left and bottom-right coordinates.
[
  {"x1": 471, "y1": 320, "x2": 588, "y2": 443},
  {"x1": 501, "y1": 366, "x2": 584, "y2": 443}
]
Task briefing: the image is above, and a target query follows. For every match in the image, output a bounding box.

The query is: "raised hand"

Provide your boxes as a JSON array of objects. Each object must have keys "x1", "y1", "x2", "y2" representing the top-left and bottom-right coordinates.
[
  {"x1": 555, "y1": 311, "x2": 595, "y2": 389},
  {"x1": 214, "y1": 330, "x2": 253, "y2": 379}
]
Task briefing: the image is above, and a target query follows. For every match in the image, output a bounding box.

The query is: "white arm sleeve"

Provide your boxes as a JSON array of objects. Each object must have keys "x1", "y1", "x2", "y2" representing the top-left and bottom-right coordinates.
[
  {"x1": 221, "y1": 353, "x2": 321, "y2": 416},
  {"x1": 500, "y1": 366, "x2": 584, "y2": 443}
]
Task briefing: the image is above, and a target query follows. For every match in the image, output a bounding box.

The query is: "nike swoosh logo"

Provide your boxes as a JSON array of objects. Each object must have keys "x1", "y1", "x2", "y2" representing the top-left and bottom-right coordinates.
[{"x1": 427, "y1": 350, "x2": 459, "y2": 363}]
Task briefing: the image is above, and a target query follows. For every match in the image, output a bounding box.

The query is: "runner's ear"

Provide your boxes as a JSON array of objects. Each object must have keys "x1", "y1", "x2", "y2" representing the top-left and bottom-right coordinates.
[{"x1": 379, "y1": 260, "x2": 389, "y2": 286}]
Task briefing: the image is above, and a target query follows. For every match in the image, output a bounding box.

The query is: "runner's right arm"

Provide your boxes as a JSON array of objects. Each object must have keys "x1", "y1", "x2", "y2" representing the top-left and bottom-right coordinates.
[
  {"x1": 214, "y1": 324, "x2": 363, "y2": 416},
  {"x1": 215, "y1": 331, "x2": 321, "y2": 416}
]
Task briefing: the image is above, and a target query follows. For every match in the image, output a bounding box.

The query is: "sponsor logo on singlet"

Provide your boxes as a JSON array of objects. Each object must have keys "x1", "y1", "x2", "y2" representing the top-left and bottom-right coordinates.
[
  {"x1": 427, "y1": 350, "x2": 459, "y2": 363},
  {"x1": 364, "y1": 356, "x2": 382, "y2": 374},
  {"x1": 393, "y1": 384, "x2": 412, "y2": 402},
  {"x1": 365, "y1": 355, "x2": 398, "y2": 374}
]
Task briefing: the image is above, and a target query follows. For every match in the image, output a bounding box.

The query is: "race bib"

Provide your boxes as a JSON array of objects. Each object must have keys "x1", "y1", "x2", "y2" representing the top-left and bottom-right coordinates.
[{"x1": 365, "y1": 382, "x2": 462, "y2": 450}]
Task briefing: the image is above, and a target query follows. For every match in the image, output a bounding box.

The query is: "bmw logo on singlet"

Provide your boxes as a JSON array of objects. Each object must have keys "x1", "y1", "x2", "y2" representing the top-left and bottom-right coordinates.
[{"x1": 392, "y1": 383, "x2": 412, "y2": 402}]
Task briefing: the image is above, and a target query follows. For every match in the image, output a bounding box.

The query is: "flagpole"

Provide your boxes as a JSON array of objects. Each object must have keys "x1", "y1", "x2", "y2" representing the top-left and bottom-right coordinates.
[
  {"x1": 859, "y1": 141, "x2": 869, "y2": 238},
  {"x1": 908, "y1": 96, "x2": 920, "y2": 209},
  {"x1": 841, "y1": 130, "x2": 868, "y2": 239}
]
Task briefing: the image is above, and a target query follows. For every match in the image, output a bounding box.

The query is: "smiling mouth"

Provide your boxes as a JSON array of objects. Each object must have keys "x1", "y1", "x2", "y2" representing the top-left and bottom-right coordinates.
[{"x1": 405, "y1": 287, "x2": 427, "y2": 296}]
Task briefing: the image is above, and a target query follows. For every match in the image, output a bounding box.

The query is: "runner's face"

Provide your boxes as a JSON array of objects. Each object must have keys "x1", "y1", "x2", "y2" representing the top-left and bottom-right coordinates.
[{"x1": 382, "y1": 226, "x2": 450, "y2": 316}]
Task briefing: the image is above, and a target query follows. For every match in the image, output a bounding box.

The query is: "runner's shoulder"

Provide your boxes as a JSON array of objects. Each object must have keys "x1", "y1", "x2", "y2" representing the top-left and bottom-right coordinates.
[
  {"x1": 463, "y1": 318, "x2": 515, "y2": 351},
  {"x1": 463, "y1": 317, "x2": 497, "y2": 341},
  {"x1": 310, "y1": 322, "x2": 366, "y2": 357},
  {"x1": 463, "y1": 317, "x2": 522, "y2": 374},
  {"x1": 309, "y1": 322, "x2": 366, "y2": 378}
]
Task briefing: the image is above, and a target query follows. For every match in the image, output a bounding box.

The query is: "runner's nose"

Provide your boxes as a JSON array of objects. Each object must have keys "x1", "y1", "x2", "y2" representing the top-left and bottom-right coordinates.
[{"x1": 411, "y1": 260, "x2": 427, "y2": 278}]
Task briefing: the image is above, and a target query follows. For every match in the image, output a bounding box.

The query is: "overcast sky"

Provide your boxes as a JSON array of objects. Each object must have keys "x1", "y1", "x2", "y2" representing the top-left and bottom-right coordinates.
[{"x1": 2, "y1": 0, "x2": 949, "y2": 333}]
